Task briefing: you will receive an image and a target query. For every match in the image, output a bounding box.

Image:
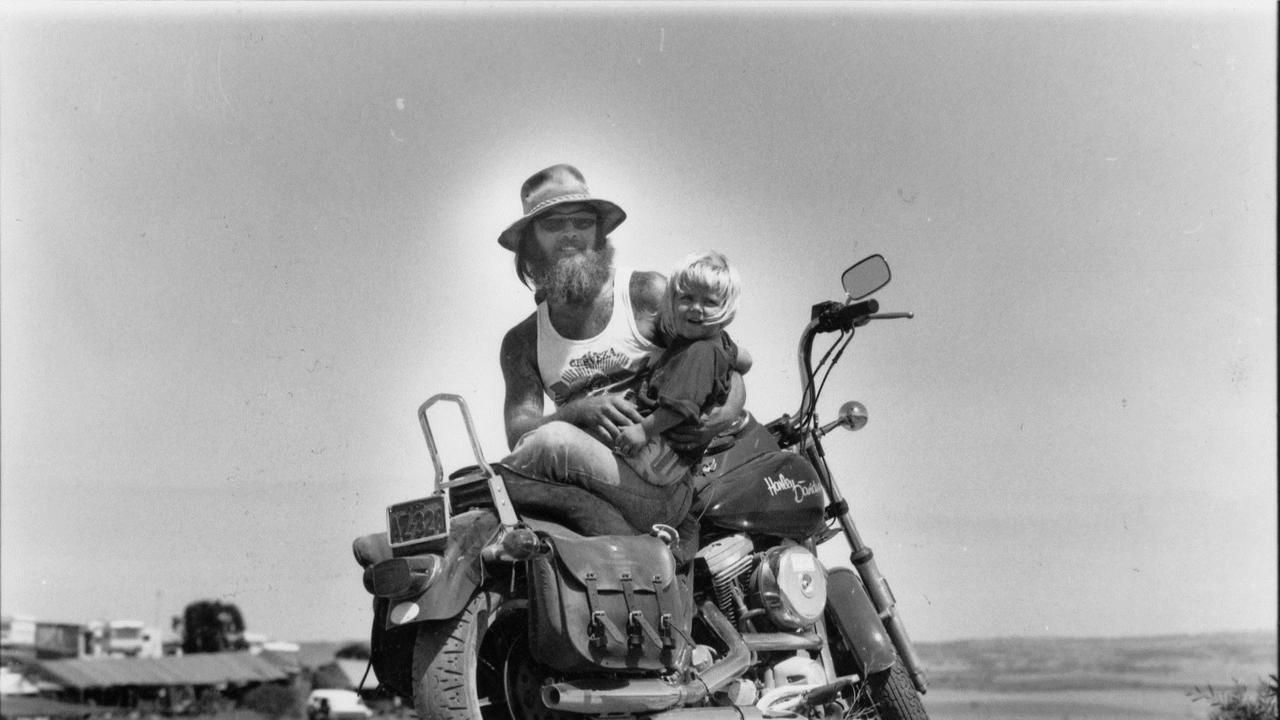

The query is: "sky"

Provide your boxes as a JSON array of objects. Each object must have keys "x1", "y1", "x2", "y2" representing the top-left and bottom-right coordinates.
[{"x1": 1, "y1": 2, "x2": 1275, "y2": 645}]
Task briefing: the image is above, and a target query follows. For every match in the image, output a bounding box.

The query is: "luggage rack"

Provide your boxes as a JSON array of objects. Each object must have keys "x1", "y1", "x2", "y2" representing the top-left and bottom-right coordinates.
[{"x1": 417, "y1": 393, "x2": 520, "y2": 529}]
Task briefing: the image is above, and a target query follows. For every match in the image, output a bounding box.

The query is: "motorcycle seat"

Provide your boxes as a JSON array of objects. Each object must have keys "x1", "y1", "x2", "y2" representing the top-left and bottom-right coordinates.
[
  {"x1": 499, "y1": 471, "x2": 641, "y2": 536},
  {"x1": 521, "y1": 516, "x2": 586, "y2": 540}
]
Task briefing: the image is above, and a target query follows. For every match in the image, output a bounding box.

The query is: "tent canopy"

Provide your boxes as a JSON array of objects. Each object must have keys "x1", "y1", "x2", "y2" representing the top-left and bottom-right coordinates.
[{"x1": 32, "y1": 653, "x2": 286, "y2": 689}]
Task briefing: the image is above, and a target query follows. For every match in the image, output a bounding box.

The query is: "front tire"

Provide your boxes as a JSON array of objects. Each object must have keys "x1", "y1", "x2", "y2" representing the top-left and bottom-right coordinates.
[
  {"x1": 865, "y1": 663, "x2": 928, "y2": 720},
  {"x1": 825, "y1": 616, "x2": 928, "y2": 720}
]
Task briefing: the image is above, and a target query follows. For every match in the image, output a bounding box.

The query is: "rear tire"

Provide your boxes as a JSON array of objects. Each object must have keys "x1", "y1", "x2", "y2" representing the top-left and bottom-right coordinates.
[
  {"x1": 412, "y1": 590, "x2": 502, "y2": 720},
  {"x1": 865, "y1": 663, "x2": 928, "y2": 720},
  {"x1": 411, "y1": 590, "x2": 576, "y2": 720}
]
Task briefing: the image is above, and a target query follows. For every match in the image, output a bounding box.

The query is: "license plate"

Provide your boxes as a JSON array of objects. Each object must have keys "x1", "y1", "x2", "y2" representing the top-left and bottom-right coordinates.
[{"x1": 386, "y1": 494, "x2": 449, "y2": 548}]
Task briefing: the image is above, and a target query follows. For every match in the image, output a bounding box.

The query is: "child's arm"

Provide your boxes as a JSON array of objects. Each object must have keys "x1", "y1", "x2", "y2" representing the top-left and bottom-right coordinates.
[{"x1": 614, "y1": 406, "x2": 686, "y2": 457}]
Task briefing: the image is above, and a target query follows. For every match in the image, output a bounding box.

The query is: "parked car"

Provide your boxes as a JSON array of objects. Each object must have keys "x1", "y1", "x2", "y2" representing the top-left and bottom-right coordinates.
[{"x1": 307, "y1": 689, "x2": 373, "y2": 720}]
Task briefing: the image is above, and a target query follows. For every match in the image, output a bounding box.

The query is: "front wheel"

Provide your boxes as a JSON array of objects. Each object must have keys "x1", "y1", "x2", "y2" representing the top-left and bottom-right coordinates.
[
  {"x1": 411, "y1": 589, "x2": 578, "y2": 720},
  {"x1": 864, "y1": 663, "x2": 928, "y2": 720}
]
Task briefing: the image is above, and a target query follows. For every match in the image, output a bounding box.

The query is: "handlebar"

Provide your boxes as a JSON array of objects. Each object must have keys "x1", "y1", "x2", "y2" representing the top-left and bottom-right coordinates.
[
  {"x1": 791, "y1": 299, "x2": 914, "y2": 433},
  {"x1": 813, "y1": 299, "x2": 878, "y2": 334}
]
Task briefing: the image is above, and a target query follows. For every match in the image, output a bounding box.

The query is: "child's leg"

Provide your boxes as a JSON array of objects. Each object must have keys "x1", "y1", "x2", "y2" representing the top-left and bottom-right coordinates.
[{"x1": 619, "y1": 438, "x2": 695, "y2": 488}]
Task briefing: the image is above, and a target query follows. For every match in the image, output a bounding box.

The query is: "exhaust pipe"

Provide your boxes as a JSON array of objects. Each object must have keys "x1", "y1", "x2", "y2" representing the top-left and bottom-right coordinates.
[
  {"x1": 542, "y1": 680, "x2": 684, "y2": 714},
  {"x1": 542, "y1": 601, "x2": 751, "y2": 713}
]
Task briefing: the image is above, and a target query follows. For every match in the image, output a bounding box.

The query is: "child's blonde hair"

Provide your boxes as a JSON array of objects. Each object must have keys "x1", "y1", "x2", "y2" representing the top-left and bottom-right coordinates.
[{"x1": 659, "y1": 251, "x2": 743, "y2": 338}]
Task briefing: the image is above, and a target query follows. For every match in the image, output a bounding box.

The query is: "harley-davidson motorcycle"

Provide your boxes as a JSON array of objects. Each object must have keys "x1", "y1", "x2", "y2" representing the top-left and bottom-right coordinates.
[{"x1": 352, "y1": 255, "x2": 929, "y2": 720}]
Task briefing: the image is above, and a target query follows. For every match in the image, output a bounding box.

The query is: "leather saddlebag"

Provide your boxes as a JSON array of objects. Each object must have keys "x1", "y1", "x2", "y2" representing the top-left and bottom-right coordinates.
[{"x1": 529, "y1": 533, "x2": 692, "y2": 673}]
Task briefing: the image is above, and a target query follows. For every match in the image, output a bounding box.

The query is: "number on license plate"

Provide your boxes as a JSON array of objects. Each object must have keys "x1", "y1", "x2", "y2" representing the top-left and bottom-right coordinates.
[{"x1": 387, "y1": 495, "x2": 448, "y2": 547}]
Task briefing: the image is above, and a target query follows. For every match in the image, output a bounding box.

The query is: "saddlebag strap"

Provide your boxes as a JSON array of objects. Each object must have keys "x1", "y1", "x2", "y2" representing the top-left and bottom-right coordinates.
[
  {"x1": 619, "y1": 573, "x2": 664, "y2": 649},
  {"x1": 651, "y1": 575, "x2": 676, "y2": 649},
  {"x1": 584, "y1": 573, "x2": 625, "y2": 648}
]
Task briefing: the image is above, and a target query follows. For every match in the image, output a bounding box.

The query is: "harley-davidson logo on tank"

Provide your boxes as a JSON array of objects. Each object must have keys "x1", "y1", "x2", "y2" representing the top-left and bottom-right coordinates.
[{"x1": 763, "y1": 473, "x2": 822, "y2": 503}]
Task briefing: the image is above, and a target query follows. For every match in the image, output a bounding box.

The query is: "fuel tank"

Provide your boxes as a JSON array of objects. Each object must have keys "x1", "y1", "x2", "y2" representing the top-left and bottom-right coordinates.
[{"x1": 697, "y1": 450, "x2": 827, "y2": 540}]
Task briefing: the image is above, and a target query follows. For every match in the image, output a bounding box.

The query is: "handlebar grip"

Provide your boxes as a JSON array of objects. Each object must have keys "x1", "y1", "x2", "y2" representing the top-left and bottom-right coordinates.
[{"x1": 817, "y1": 298, "x2": 879, "y2": 332}]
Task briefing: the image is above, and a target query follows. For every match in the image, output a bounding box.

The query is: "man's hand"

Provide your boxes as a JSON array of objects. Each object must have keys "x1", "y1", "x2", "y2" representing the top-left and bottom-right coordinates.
[
  {"x1": 613, "y1": 423, "x2": 648, "y2": 457},
  {"x1": 561, "y1": 392, "x2": 643, "y2": 442}
]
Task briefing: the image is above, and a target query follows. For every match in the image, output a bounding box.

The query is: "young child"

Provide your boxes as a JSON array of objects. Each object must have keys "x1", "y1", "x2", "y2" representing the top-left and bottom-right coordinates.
[{"x1": 613, "y1": 251, "x2": 752, "y2": 487}]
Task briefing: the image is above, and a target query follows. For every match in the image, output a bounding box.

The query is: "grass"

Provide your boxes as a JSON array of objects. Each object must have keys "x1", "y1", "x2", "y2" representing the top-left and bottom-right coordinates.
[
  {"x1": 913, "y1": 631, "x2": 1277, "y2": 720},
  {"x1": 917, "y1": 630, "x2": 1277, "y2": 691}
]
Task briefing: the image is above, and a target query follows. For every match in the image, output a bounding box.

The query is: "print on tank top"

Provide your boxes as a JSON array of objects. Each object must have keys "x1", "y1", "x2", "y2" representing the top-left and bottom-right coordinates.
[{"x1": 546, "y1": 348, "x2": 651, "y2": 406}]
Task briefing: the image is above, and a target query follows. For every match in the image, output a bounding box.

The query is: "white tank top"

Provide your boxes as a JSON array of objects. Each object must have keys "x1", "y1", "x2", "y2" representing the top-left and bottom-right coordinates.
[{"x1": 536, "y1": 267, "x2": 662, "y2": 408}]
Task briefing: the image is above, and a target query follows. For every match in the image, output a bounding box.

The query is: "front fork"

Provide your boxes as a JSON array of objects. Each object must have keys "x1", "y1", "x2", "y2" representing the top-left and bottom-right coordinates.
[{"x1": 805, "y1": 436, "x2": 929, "y2": 694}]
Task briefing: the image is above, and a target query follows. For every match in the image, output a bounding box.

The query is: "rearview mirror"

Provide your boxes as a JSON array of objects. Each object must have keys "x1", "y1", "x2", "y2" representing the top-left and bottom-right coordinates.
[{"x1": 841, "y1": 255, "x2": 891, "y2": 300}]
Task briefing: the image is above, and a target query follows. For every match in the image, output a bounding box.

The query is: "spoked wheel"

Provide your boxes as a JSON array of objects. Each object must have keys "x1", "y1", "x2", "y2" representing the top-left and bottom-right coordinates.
[{"x1": 411, "y1": 590, "x2": 577, "y2": 720}]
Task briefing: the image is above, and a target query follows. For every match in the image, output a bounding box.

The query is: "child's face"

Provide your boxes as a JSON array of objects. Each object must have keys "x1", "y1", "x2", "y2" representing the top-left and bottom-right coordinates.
[{"x1": 672, "y1": 288, "x2": 725, "y2": 340}]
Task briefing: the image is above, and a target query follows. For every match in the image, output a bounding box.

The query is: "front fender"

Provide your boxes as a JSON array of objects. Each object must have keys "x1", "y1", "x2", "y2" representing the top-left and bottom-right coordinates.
[
  {"x1": 379, "y1": 509, "x2": 502, "y2": 627},
  {"x1": 825, "y1": 567, "x2": 897, "y2": 674}
]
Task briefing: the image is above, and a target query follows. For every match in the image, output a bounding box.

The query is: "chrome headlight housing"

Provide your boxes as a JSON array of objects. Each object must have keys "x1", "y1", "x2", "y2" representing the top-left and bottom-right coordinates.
[{"x1": 751, "y1": 544, "x2": 828, "y2": 630}]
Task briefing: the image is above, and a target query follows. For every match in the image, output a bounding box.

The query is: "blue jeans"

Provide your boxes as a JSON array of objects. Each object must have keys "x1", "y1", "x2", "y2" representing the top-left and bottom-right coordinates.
[{"x1": 498, "y1": 421, "x2": 693, "y2": 532}]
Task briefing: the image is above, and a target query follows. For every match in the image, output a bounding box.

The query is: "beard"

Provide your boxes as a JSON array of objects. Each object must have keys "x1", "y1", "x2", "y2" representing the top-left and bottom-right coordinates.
[{"x1": 535, "y1": 243, "x2": 615, "y2": 305}]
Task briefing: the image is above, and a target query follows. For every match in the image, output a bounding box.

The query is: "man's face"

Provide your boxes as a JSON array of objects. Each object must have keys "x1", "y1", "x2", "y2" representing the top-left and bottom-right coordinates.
[
  {"x1": 530, "y1": 204, "x2": 612, "y2": 305},
  {"x1": 532, "y1": 204, "x2": 599, "y2": 260}
]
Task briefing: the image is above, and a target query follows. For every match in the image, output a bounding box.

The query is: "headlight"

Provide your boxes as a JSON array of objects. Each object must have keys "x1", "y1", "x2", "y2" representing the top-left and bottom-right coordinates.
[{"x1": 751, "y1": 544, "x2": 828, "y2": 630}]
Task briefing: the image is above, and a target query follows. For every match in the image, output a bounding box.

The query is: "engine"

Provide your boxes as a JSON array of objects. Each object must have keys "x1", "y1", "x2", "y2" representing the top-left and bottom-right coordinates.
[{"x1": 697, "y1": 534, "x2": 829, "y2": 631}]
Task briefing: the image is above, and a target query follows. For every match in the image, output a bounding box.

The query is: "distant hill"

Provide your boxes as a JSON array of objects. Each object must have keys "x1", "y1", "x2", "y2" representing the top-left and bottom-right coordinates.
[
  {"x1": 298, "y1": 631, "x2": 1275, "y2": 692},
  {"x1": 916, "y1": 630, "x2": 1277, "y2": 692}
]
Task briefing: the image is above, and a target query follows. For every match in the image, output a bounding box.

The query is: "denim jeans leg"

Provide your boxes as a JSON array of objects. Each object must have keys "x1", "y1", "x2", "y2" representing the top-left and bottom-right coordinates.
[
  {"x1": 501, "y1": 421, "x2": 621, "y2": 487},
  {"x1": 500, "y1": 421, "x2": 691, "y2": 531}
]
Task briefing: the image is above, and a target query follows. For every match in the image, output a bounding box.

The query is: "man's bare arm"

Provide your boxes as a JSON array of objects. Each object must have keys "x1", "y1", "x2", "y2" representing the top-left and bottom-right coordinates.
[
  {"x1": 501, "y1": 315, "x2": 548, "y2": 449},
  {"x1": 501, "y1": 313, "x2": 645, "y2": 449}
]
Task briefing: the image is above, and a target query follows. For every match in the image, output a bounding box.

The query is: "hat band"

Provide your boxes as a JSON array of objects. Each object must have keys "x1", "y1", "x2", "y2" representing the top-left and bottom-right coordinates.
[{"x1": 523, "y1": 194, "x2": 594, "y2": 218}]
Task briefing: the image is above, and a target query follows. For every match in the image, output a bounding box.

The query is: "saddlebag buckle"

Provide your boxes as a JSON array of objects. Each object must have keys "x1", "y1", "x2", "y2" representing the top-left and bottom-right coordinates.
[{"x1": 584, "y1": 574, "x2": 625, "y2": 649}]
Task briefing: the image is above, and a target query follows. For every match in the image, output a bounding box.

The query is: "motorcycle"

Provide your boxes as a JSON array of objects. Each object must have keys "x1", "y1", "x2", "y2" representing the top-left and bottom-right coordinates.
[{"x1": 352, "y1": 254, "x2": 929, "y2": 720}]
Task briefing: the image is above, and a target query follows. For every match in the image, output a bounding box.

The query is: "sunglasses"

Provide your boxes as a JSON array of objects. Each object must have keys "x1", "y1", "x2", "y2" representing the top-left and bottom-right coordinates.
[{"x1": 536, "y1": 214, "x2": 597, "y2": 232}]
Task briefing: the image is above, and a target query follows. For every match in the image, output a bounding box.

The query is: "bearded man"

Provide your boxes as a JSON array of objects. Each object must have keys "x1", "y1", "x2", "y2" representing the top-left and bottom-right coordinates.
[{"x1": 495, "y1": 164, "x2": 746, "y2": 535}]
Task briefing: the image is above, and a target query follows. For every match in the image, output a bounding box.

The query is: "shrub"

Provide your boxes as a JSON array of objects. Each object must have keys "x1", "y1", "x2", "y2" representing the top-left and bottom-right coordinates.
[
  {"x1": 1189, "y1": 674, "x2": 1279, "y2": 720},
  {"x1": 242, "y1": 683, "x2": 303, "y2": 720}
]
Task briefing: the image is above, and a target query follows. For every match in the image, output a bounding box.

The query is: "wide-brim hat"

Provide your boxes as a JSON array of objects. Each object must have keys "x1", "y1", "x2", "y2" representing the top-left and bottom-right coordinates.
[{"x1": 497, "y1": 164, "x2": 626, "y2": 252}]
